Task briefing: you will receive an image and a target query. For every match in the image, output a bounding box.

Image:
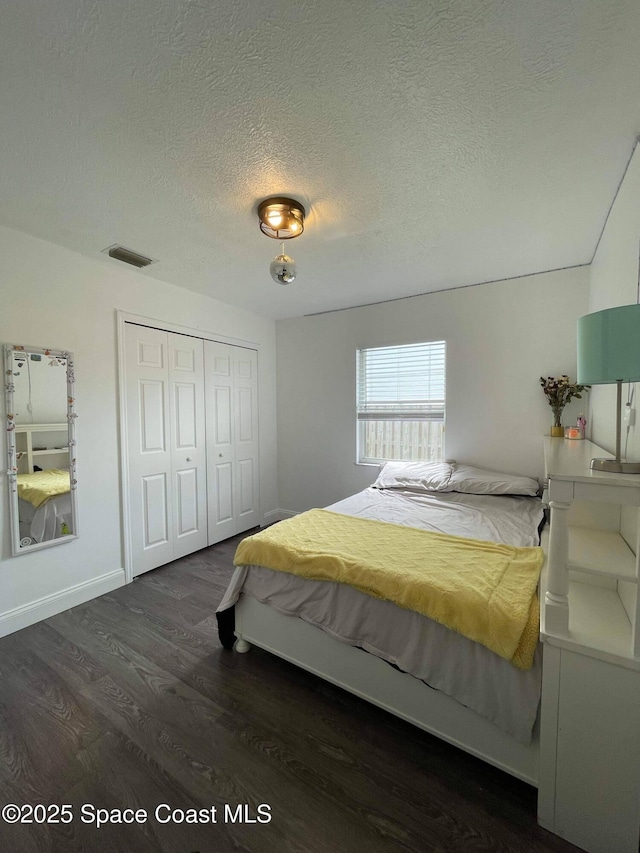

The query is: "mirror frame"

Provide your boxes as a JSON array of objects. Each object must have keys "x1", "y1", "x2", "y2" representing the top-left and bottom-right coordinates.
[{"x1": 4, "y1": 343, "x2": 78, "y2": 555}]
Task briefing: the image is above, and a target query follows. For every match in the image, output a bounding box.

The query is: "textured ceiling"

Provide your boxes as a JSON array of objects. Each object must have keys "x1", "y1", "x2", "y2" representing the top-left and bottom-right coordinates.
[{"x1": 2, "y1": 0, "x2": 640, "y2": 319}]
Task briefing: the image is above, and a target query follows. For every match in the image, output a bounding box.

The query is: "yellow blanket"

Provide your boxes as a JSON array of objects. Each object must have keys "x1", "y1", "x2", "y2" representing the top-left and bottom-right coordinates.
[
  {"x1": 17, "y1": 469, "x2": 70, "y2": 508},
  {"x1": 234, "y1": 509, "x2": 543, "y2": 669}
]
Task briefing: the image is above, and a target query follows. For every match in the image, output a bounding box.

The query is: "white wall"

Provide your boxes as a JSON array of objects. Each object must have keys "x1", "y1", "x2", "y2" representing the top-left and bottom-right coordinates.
[
  {"x1": 588, "y1": 142, "x2": 640, "y2": 458},
  {"x1": 0, "y1": 225, "x2": 278, "y2": 635},
  {"x1": 276, "y1": 267, "x2": 590, "y2": 513}
]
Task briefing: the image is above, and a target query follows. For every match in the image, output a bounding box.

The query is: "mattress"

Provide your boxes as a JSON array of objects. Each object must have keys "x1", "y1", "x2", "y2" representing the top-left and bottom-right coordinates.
[{"x1": 218, "y1": 487, "x2": 545, "y2": 743}]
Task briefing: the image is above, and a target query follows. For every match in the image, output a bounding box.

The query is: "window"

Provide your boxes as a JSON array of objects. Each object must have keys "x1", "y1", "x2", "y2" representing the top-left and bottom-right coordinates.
[{"x1": 356, "y1": 341, "x2": 445, "y2": 463}]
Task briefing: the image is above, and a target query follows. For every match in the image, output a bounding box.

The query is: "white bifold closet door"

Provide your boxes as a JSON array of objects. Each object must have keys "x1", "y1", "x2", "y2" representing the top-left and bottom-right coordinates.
[
  {"x1": 125, "y1": 324, "x2": 208, "y2": 576},
  {"x1": 205, "y1": 340, "x2": 260, "y2": 544}
]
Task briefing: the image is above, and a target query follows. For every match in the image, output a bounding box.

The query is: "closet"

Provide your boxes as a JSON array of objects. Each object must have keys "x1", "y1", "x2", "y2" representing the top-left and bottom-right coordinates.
[{"x1": 123, "y1": 324, "x2": 259, "y2": 577}]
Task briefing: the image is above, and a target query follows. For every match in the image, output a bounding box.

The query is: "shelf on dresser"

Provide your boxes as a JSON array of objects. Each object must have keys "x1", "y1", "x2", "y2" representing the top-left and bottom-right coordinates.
[
  {"x1": 542, "y1": 436, "x2": 640, "y2": 665},
  {"x1": 539, "y1": 566, "x2": 638, "y2": 668},
  {"x1": 568, "y1": 578, "x2": 634, "y2": 663},
  {"x1": 14, "y1": 422, "x2": 68, "y2": 434},
  {"x1": 14, "y1": 422, "x2": 69, "y2": 475},
  {"x1": 567, "y1": 526, "x2": 636, "y2": 580}
]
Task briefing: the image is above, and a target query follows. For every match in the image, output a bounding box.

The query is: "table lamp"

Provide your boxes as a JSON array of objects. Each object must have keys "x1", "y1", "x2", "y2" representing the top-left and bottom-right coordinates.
[{"x1": 577, "y1": 303, "x2": 640, "y2": 473}]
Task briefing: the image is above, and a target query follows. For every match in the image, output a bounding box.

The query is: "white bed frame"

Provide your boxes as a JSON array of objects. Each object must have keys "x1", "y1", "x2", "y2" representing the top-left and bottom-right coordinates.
[
  {"x1": 234, "y1": 593, "x2": 539, "y2": 783},
  {"x1": 233, "y1": 508, "x2": 640, "y2": 853}
]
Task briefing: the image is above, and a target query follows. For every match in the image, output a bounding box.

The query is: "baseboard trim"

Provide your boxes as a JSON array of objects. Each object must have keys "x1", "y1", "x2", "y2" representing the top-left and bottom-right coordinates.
[
  {"x1": 262, "y1": 509, "x2": 298, "y2": 525},
  {"x1": 0, "y1": 568, "x2": 126, "y2": 638}
]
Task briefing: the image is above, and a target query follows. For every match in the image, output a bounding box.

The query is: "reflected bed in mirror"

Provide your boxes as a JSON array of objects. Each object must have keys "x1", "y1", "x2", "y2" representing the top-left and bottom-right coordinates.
[{"x1": 4, "y1": 344, "x2": 78, "y2": 555}]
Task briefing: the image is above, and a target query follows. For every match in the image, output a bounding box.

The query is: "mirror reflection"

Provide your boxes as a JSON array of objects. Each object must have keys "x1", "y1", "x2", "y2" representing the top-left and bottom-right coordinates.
[{"x1": 5, "y1": 344, "x2": 78, "y2": 554}]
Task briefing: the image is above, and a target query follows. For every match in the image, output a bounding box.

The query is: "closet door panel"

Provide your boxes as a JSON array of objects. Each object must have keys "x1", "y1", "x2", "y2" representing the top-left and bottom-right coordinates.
[
  {"x1": 214, "y1": 386, "x2": 233, "y2": 446},
  {"x1": 137, "y1": 339, "x2": 164, "y2": 369},
  {"x1": 125, "y1": 324, "x2": 175, "y2": 575},
  {"x1": 205, "y1": 341, "x2": 237, "y2": 542},
  {"x1": 233, "y1": 348, "x2": 260, "y2": 531},
  {"x1": 140, "y1": 381, "x2": 167, "y2": 452},
  {"x1": 237, "y1": 458, "x2": 256, "y2": 518},
  {"x1": 215, "y1": 462, "x2": 234, "y2": 523},
  {"x1": 142, "y1": 473, "x2": 170, "y2": 547},
  {"x1": 205, "y1": 340, "x2": 260, "y2": 543},
  {"x1": 173, "y1": 342, "x2": 196, "y2": 372},
  {"x1": 175, "y1": 467, "x2": 199, "y2": 537},
  {"x1": 235, "y1": 352, "x2": 254, "y2": 381},
  {"x1": 174, "y1": 383, "x2": 197, "y2": 448},
  {"x1": 213, "y1": 353, "x2": 232, "y2": 376},
  {"x1": 236, "y1": 387, "x2": 254, "y2": 443},
  {"x1": 169, "y1": 334, "x2": 207, "y2": 559}
]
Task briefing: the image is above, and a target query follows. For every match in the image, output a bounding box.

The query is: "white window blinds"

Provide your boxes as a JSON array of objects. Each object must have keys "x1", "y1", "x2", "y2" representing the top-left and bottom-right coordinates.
[{"x1": 356, "y1": 341, "x2": 446, "y2": 422}]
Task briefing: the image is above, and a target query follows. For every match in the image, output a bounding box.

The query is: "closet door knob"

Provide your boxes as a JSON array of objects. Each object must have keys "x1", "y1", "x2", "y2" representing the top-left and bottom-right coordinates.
[
  {"x1": 219, "y1": 453, "x2": 223, "y2": 457},
  {"x1": 186, "y1": 457, "x2": 192, "y2": 461}
]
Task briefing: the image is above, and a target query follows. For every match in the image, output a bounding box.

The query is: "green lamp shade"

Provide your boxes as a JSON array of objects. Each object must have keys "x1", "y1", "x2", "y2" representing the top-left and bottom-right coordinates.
[{"x1": 577, "y1": 304, "x2": 640, "y2": 385}]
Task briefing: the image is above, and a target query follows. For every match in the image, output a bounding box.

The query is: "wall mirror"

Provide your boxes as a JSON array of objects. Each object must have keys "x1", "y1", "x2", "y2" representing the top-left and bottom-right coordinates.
[{"x1": 4, "y1": 344, "x2": 78, "y2": 555}]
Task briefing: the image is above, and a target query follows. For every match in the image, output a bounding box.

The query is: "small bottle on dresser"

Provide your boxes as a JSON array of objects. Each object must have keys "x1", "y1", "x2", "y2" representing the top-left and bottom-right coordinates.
[{"x1": 565, "y1": 415, "x2": 586, "y2": 440}]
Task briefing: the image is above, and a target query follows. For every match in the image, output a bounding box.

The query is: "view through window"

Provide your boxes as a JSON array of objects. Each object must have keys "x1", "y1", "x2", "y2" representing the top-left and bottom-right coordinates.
[{"x1": 356, "y1": 341, "x2": 445, "y2": 463}]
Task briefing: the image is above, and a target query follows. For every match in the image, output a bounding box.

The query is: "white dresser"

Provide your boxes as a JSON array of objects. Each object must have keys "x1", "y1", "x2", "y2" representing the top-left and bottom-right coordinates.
[{"x1": 538, "y1": 437, "x2": 640, "y2": 853}]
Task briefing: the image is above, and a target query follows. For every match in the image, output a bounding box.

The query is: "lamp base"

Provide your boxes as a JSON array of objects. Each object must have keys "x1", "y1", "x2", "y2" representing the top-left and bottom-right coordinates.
[{"x1": 590, "y1": 457, "x2": 640, "y2": 474}]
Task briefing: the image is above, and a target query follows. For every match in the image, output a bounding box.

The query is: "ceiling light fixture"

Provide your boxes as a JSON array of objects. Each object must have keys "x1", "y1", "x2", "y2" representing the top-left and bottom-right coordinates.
[
  {"x1": 258, "y1": 197, "x2": 305, "y2": 240},
  {"x1": 258, "y1": 196, "x2": 305, "y2": 285}
]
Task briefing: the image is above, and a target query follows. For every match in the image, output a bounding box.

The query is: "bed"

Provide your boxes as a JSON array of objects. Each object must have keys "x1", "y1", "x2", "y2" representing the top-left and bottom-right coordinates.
[
  {"x1": 216, "y1": 461, "x2": 546, "y2": 784},
  {"x1": 17, "y1": 469, "x2": 73, "y2": 544}
]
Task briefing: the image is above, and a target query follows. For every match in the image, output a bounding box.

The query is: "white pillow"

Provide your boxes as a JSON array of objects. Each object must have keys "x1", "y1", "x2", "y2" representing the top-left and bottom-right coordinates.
[
  {"x1": 447, "y1": 465, "x2": 539, "y2": 497},
  {"x1": 372, "y1": 460, "x2": 454, "y2": 492}
]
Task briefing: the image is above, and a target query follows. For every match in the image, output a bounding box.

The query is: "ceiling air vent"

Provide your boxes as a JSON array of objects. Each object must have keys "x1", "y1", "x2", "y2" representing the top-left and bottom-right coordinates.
[{"x1": 102, "y1": 244, "x2": 157, "y2": 269}]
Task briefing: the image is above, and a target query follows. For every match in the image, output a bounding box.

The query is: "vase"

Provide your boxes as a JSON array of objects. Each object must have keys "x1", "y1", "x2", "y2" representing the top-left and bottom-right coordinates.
[{"x1": 550, "y1": 425, "x2": 564, "y2": 437}]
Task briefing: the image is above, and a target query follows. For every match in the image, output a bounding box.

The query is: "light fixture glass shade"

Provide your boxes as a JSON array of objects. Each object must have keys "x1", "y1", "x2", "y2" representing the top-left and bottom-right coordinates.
[
  {"x1": 270, "y1": 252, "x2": 297, "y2": 284},
  {"x1": 577, "y1": 304, "x2": 640, "y2": 384},
  {"x1": 258, "y1": 197, "x2": 305, "y2": 240}
]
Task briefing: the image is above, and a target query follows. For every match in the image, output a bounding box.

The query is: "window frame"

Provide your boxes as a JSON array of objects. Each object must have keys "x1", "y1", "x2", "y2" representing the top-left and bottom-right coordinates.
[{"x1": 356, "y1": 340, "x2": 446, "y2": 465}]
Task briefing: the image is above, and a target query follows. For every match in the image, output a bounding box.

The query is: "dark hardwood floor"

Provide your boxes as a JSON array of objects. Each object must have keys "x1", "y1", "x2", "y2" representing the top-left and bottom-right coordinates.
[{"x1": 0, "y1": 533, "x2": 583, "y2": 853}]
